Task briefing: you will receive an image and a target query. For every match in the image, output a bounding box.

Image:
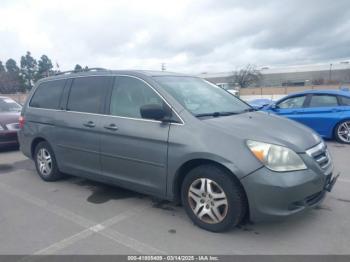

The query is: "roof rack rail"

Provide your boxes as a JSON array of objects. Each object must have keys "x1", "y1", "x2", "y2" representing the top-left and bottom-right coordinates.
[{"x1": 54, "y1": 67, "x2": 108, "y2": 76}]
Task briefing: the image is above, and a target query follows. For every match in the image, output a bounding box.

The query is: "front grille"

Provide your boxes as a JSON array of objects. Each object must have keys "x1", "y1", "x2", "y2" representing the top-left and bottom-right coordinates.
[
  {"x1": 306, "y1": 142, "x2": 332, "y2": 170},
  {"x1": 305, "y1": 191, "x2": 325, "y2": 206}
]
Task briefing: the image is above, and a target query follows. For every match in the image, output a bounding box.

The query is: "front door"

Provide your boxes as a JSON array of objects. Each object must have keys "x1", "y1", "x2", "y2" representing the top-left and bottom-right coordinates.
[
  {"x1": 273, "y1": 95, "x2": 307, "y2": 122},
  {"x1": 99, "y1": 76, "x2": 170, "y2": 196}
]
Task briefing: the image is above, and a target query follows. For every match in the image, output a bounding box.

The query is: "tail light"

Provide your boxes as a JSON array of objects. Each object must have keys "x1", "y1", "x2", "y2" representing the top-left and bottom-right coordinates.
[{"x1": 19, "y1": 116, "x2": 25, "y2": 129}]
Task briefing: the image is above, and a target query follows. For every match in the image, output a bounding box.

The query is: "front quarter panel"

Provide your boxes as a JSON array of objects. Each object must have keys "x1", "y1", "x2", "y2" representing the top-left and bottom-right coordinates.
[{"x1": 166, "y1": 119, "x2": 263, "y2": 200}]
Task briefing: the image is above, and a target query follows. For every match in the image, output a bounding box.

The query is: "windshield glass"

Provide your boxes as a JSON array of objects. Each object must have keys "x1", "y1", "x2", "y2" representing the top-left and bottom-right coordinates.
[
  {"x1": 153, "y1": 76, "x2": 251, "y2": 116},
  {"x1": 0, "y1": 98, "x2": 22, "y2": 113}
]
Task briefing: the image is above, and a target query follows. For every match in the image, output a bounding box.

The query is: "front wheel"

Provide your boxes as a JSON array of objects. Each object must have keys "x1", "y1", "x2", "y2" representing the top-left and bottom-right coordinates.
[
  {"x1": 334, "y1": 120, "x2": 350, "y2": 144},
  {"x1": 181, "y1": 165, "x2": 247, "y2": 232}
]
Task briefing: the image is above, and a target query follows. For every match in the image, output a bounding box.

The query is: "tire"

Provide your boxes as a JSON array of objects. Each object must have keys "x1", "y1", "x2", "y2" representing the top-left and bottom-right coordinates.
[
  {"x1": 181, "y1": 164, "x2": 247, "y2": 232},
  {"x1": 334, "y1": 120, "x2": 350, "y2": 144},
  {"x1": 34, "y1": 141, "x2": 63, "y2": 181}
]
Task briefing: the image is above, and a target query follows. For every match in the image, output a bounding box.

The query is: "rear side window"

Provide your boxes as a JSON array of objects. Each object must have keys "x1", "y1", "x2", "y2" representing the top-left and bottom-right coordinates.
[
  {"x1": 340, "y1": 96, "x2": 350, "y2": 106},
  {"x1": 67, "y1": 76, "x2": 113, "y2": 114},
  {"x1": 30, "y1": 80, "x2": 66, "y2": 109},
  {"x1": 309, "y1": 95, "x2": 338, "y2": 107}
]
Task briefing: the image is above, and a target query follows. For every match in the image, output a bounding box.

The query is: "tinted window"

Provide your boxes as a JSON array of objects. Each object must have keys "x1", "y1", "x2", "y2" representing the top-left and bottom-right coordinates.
[
  {"x1": 278, "y1": 96, "x2": 306, "y2": 109},
  {"x1": 67, "y1": 76, "x2": 112, "y2": 114},
  {"x1": 30, "y1": 80, "x2": 65, "y2": 109},
  {"x1": 110, "y1": 76, "x2": 163, "y2": 118},
  {"x1": 340, "y1": 96, "x2": 350, "y2": 106},
  {"x1": 0, "y1": 97, "x2": 21, "y2": 112},
  {"x1": 309, "y1": 95, "x2": 338, "y2": 107}
]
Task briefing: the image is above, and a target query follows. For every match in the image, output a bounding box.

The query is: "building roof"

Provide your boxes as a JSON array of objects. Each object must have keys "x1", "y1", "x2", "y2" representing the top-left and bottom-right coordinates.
[{"x1": 198, "y1": 61, "x2": 350, "y2": 78}]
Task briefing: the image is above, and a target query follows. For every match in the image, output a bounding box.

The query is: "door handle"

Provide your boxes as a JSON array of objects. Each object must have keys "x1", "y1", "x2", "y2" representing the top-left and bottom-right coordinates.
[
  {"x1": 104, "y1": 124, "x2": 118, "y2": 131},
  {"x1": 83, "y1": 121, "x2": 95, "y2": 128}
]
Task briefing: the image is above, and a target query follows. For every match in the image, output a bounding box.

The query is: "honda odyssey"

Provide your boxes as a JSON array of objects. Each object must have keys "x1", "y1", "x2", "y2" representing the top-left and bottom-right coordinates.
[{"x1": 18, "y1": 69, "x2": 338, "y2": 232}]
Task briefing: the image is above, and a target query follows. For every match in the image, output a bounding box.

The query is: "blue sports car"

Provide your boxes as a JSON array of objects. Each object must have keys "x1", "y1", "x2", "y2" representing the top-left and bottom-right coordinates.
[{"x1": 262, "y1": 90, "x2": 350, "y2": 144}]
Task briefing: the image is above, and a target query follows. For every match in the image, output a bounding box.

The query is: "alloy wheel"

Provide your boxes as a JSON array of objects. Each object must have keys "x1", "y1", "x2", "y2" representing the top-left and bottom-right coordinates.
[
  {"x1": 337, "y1": 121, "x2": 350, "y2": 143},
  {"x1": 37, "y1": 148, "x2": 52, "y2": 176},
  {"x1": 188, "y1": 178, "x2": 228, "y2": 224}
]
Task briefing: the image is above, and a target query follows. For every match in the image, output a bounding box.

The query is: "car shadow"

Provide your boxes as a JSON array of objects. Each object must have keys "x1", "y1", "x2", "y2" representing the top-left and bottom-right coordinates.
[{"x1": 0, "y1": 145, "x2": 19, "y2": 153}]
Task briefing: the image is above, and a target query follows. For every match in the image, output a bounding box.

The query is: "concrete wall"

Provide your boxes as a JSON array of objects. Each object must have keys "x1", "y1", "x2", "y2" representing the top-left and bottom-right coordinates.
[{"x1": 239, "y1": 84, "x2": 347, "y2": 96}]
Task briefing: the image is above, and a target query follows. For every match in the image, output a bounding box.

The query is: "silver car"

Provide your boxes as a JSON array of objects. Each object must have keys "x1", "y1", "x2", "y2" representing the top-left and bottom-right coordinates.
[{"x1": 18, "y1": 69, "x2": 338, "y2": 232}]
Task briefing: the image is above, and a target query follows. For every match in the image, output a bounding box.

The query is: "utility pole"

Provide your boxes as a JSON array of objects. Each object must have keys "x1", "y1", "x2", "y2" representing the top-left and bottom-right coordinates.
[
  {"x1": 329, "y1": 63, "x2": 333, "y2": 82},
  {"x1": 161, "y1": 63, "x2": 166, "y2": 71}
]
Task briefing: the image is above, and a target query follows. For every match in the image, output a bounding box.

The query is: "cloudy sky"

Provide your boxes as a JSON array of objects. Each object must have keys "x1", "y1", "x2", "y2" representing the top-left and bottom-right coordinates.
[{"x1": 0, "y1": 0, "x2": 349, "y2": 73}]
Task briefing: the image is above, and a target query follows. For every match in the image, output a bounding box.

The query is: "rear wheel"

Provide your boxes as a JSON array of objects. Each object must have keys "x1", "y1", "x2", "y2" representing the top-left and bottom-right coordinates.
[
  {"x1": 334, "y1": 120, "x2": 350, "y2": 144},
  {"x1": 34, "y1": 141, "x2": 63, "y2": 181},
  {"x1": 181, "y1": 165, "x2": 247, "y2": 232}
]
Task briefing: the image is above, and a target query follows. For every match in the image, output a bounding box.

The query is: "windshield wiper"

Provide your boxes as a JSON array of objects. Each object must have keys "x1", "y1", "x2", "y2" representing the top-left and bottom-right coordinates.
[
  {"x1": 195, "y1": 111, "x2": 240, "y2": 118},
  {"x1": 241, "y1": 108, "x2": 257, "y2": 113}
]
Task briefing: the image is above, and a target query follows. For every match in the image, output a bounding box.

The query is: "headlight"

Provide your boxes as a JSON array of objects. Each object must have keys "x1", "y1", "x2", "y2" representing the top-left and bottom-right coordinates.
[{"x1": 246, "y1": 140, "x2": 307, "y2": 172}]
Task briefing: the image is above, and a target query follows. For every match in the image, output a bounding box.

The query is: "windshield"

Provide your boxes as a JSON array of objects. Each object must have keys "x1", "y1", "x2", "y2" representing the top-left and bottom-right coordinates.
[
  {"x1": 153, "y1": 76, "x2": 251, "y2": 116},
  {"x1": 0, "y1": 98, "x2": 22, "y2": 113}
]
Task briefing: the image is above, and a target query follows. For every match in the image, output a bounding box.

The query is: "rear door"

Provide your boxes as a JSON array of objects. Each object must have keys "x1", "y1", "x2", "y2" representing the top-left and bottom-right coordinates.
[
  {"x1": 99, "y1": 75, "x2": 170, "y2": 196},
  {"x1": 55, "y1": 76, "x2": 113, "y2": 178},
  {"x1": 299, "y1": 94, "x2": 340, "y2": 136},
  {"x1": 339, "y1": 95, "x2": 350, "y2": 112}
]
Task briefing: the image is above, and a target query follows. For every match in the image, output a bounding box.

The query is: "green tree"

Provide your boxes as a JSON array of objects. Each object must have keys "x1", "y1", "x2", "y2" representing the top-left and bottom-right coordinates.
[
  {"x1": 5, "y1": 58, "x2": 20, "y2": 74},
  {"x1": 2, "y1": 59, "x2": 25, "y2": 93},
  {"x1": 36, "y1": 55, "x2": 53, "y2": 80},
  {"x1": 20, "y1": 51, "x2": 38, "y2": 90},
  {"x1": 74, "y1": 64, "x2": 83, "y2": 72},
  {"x1": 0, "y1": 71, "x2": 22, "y2": 93},
  {"x1": 0, "y1": 61, "x2": 5, "y2": 72}
]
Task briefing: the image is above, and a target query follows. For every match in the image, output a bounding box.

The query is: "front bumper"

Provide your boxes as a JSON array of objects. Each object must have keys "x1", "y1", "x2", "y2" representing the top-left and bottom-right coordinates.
[
  {"x1": 0, "y1": 131, "x2": 19, "y2": 147},
  {"x1": 241, "y1": 160, "x2": 337, "y2": 222}
]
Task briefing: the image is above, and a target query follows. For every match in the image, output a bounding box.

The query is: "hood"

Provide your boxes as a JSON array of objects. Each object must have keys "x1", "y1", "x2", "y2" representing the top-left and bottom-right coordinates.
[
  {"x1": 203, "y1": 111, "x2": 321, "y2": 153},
  {"x1": 0, "y1": 112, "x2": 20, "y2": 126}
]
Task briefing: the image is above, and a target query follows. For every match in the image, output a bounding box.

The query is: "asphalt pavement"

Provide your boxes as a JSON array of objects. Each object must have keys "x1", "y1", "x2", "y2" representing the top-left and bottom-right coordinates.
[{"x1": 0, "y1": 142, "x2": 349, "y2": 255}]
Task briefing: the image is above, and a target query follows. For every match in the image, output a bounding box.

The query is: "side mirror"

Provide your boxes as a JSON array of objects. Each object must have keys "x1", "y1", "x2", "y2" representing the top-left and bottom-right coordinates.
[
  {"x1": 140, "y1": 104, "x2": 166, "y2": 121},
  {"x1": 270, "y1": 104, "x2": 279, "y2": 110}
]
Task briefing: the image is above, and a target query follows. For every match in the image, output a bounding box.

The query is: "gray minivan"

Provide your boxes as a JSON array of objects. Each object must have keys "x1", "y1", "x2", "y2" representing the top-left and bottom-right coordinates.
[{"x1": 18, "y1": 69, "x2": 338, "y2": 232}]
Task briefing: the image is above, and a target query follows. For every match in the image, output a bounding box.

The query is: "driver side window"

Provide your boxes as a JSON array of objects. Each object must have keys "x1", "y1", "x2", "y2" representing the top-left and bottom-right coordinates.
[
  {"x1": 110, "y1": 76, "x2": 164, "y2": 119},
  {"x1": 277, "y1": 96, "x2": 306, "y2": 109}
]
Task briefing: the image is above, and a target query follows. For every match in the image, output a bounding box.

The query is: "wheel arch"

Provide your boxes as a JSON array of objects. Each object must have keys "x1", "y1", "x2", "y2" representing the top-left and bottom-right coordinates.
[
  {"x1": 31, "y1": 137, "x2": 48, "y2": 158},
  {"x1": 172, "y1": 158, "x2": 248, "y2": 207},
  {"x1": 332, "y1": 118, "x2": 350, "y2": 140}
]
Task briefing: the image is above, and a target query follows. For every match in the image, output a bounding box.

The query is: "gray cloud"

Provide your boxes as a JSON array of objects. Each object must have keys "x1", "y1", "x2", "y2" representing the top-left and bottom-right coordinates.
[{"x1": 0, "y1": 0, "x2": 349, "y2": 73}]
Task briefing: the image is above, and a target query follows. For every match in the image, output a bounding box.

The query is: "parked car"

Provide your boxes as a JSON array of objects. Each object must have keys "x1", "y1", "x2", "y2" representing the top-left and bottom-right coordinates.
[
  {"x1": 262, "y1": 90, "x2": 350, "y2": 144},
  {"x1": 247, "y1": 98, "x2": 273, "y2": 109},
  {"x1": 0, "y1": 96, "x2": 22, "y2": 148},
  {"x1": 216, "y1": 83, "x2": 239, "y2": 96},
  {"x1": 18, "y1": 70, "x2": 337, "y2": 232}
]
